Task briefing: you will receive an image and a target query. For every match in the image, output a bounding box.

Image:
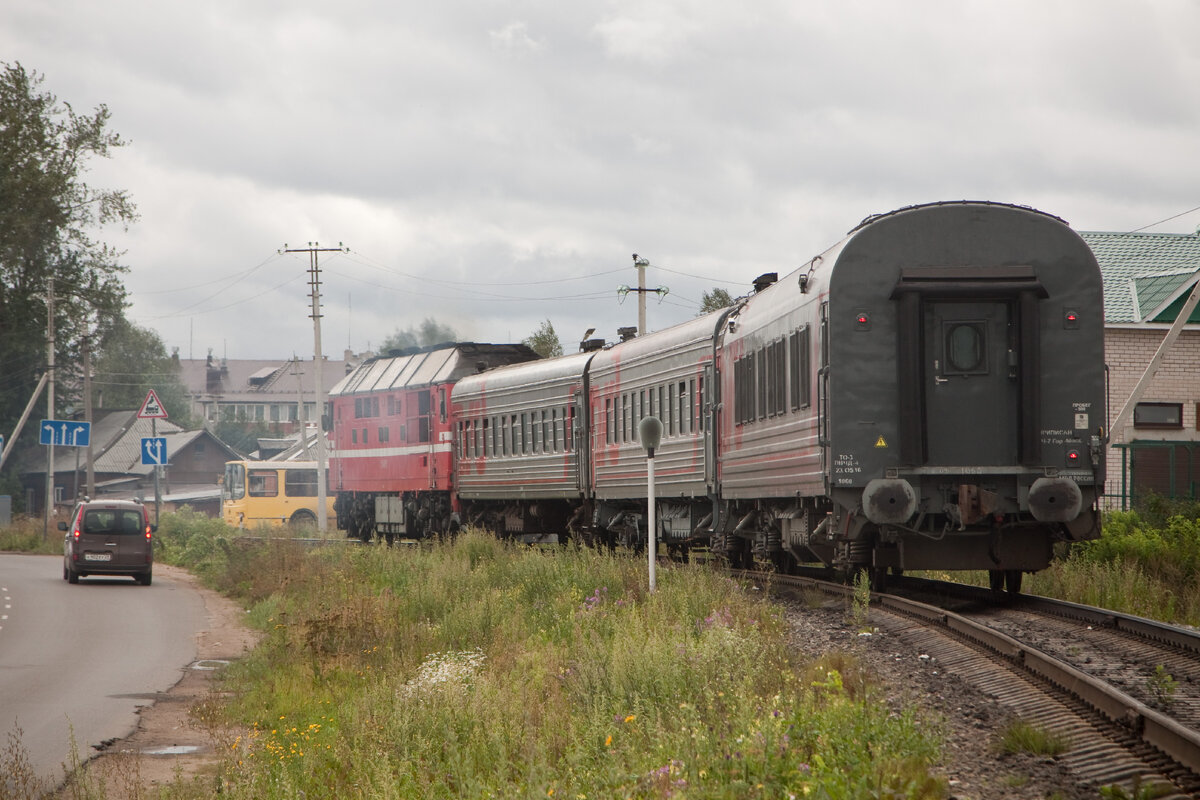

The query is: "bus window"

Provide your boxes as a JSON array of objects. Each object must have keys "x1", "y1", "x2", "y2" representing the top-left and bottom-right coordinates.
[
  {"x1": 248, "y1": 470, "x2": 279, "y2": 497},
  {"x1": 285, "y1": 469, "x2": 318, "y2": 497},
  {"x1": 224, "y1": 462, "x2": 246, "y2": 501}
]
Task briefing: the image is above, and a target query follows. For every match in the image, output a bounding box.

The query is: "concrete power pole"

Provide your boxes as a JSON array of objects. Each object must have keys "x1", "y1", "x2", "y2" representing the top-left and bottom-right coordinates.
[
  {"x1": 281, "y1": 242, "x2": 347, "y2": 533},
  {"x1": 623, "y1": 255, "x2": 668, "y2": 337},
  {"x1": 44, "y1": 275, "x2": 55, "y2": 540}
]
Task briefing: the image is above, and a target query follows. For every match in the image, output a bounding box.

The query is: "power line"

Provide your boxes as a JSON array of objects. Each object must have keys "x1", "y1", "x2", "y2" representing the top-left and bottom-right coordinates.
[{"x1": 1128, "y1": 204, "x2": 1200, "y2": 234}]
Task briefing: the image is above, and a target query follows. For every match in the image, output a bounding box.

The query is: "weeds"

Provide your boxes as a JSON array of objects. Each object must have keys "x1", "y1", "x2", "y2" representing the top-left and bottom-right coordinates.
[
  {"x1": 846, "y1": 569, "x2": 872, "y2": 632},
  {"x1": 1146, "y1": 665, "x2": 1178, "y2": 708},
  {"x1": 0, "y1": 723, "x2": 44, "y2": 800},
  {"x1": 175, "y1": 530, "x2": 946, "y2": 798},
  {"x1": 997, "y1": 719, "x2": 1069, "y2": 757}
]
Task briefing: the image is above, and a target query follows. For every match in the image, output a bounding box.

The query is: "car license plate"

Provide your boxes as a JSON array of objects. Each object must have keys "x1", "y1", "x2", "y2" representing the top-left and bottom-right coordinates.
[{"x1": 84, "y1": 552, "x2": 112, "y2": 562}]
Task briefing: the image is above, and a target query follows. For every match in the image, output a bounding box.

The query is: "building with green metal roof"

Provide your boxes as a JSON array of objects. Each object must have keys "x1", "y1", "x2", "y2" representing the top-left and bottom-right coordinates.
[{"x1": 1080, "y1": 229, "x2": 1200, "y2": 508}]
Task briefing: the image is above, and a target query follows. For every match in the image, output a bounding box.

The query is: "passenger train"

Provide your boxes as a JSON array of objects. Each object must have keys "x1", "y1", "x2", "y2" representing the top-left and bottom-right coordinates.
[{"x1": 329, "y1": 201, "x2": 1106, "y2": 591}]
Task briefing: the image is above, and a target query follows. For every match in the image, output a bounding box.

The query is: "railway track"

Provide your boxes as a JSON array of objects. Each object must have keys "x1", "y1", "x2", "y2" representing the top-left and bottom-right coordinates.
[{"x1": 755, "y1": 570, "x2": 1200, "y2": 798}]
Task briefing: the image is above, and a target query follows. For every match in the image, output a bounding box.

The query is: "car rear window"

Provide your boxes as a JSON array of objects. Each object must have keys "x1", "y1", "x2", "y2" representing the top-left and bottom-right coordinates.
[{"x1": 82, "y1": 509, "x2": 145, "y2": 535}]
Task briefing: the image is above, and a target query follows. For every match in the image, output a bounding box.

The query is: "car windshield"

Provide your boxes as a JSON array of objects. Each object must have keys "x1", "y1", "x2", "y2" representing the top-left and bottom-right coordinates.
[{"x1": 82, "y1": 509, "x2": 144, "y2": 535}]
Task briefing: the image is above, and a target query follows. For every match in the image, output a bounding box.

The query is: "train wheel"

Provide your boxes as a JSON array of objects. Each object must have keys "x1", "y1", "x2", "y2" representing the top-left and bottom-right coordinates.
[
  {"x1": 989, "y1": 570, "x2": 1006, "y2": 592},
  {"x1": 867, "y1": 566, "x2": 888, "y2": 592},
  {"x1": 1005, "y1": 570, "x2": 1023, "y2": 595}
]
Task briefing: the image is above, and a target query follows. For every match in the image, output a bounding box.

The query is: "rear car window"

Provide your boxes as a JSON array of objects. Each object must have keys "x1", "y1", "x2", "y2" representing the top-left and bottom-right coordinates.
[{"x1": 82, "y1": 509, "x2": 145, "y2": 535}]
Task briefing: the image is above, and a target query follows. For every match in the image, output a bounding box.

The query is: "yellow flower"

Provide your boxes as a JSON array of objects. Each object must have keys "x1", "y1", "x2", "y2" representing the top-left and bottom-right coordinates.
[
  {"x1": 624, "y1": 714, "x2": 636, "y2": 723},
  {"x1": 605, "y1": 735, "x2": 612, "y2": 747}
]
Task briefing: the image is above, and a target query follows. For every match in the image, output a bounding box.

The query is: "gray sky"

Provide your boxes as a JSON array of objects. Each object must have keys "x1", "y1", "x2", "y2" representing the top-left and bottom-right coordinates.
[{"x1": 4, "y1": 1, "x2": 1199, "y2": 360}]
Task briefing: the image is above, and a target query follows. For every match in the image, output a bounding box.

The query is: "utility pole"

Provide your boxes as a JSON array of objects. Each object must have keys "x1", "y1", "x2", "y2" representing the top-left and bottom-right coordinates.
[
  {"x1": 83, "y1": 333, "x2": 95, "y2": 499},
  {"x1": 619, "y1": 254, "x2": 668, "y2": 337},
  {"x1": 281, "y1": 242, "x2": 347, "y2": 533},
  {"x1": 44, "y1": 275, "x2": 55, "y2": 540},
  {"x1": 290, "y1": 355, "x2": 311, "y2": 459}
]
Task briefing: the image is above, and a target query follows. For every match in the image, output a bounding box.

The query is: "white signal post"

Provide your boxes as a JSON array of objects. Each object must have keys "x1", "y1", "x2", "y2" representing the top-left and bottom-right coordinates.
[{"x1": 638, "y1": 416, "x2": 664, "y2": 593}]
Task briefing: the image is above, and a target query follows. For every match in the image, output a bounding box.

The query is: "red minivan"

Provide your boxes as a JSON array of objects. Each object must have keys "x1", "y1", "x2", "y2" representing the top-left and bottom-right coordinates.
[{"x1": 60, "y1": 500, "x2": 155, "y2": 585}]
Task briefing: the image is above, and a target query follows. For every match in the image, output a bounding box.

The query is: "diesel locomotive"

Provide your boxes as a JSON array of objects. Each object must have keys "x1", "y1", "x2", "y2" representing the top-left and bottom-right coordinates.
[{"x1": 329, "y1": 201, "x2": 1106, "y2": 590}]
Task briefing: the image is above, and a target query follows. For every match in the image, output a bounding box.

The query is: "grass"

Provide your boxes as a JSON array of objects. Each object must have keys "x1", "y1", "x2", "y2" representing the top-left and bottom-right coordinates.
[
  {"x1": 997, "y1": 719, "x2": 1069, "y2": 757},
  {"x1": 17, "y1": 495, "x2": 1200, "y2": 796},
  {"x1": 0, "y1": 514, "x2": 61, "y2": 555},
  {"x1": 148, "y1": 523, "x2": 948, "y2": 799}
]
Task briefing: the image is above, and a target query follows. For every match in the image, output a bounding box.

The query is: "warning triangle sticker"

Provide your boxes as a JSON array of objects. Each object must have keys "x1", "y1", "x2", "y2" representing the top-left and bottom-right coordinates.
[
  {"x1": 138, "y1": 389, "x2": 169, "y2": 419},
  {"x1": 874, "y1": 435, "x2": 887, "y2": 448}
]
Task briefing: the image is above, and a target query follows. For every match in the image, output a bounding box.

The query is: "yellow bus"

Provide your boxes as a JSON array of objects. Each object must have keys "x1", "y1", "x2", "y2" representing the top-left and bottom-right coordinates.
[{"x1": 221, "y1": 460, "x2": 337, "y2": 530}]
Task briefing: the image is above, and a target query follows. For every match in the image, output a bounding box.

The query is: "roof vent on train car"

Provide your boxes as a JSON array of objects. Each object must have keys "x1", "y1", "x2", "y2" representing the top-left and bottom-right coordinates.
[
  {"x1": 752, "y1": 273, "x2": 778, "y2": 293},
  {"x1": 617, "y1": 326, "x2": 638, "y2": 342}
]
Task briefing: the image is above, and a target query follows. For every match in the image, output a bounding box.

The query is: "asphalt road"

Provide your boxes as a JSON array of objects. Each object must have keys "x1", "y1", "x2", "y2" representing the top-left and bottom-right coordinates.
[{"x1": 0, "y1": 553, "x2": 205, "y2": 789}]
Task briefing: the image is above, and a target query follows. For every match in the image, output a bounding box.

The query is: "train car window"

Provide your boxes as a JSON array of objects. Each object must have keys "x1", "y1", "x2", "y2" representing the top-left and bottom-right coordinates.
[
  {"x1": 387, "y1": 395, "x2": 395, "y2": 416},
  {"x1": 566, "y1": 405, "x2": 574, "y2": 452},
  {"x1": 351, "y1": 429, "x2": 358, "y2": 444},
  {"x1": 944, "y1": 323, "x2": 987, "y2": 374},
  {"x1": 379, "y1": 426, "x2": 390, "y2": 444},
  {"x1": 790, "y1": 328, "x2": 811, "y2": 410},
  {"x1": 500, "y1": 416, "x2": 509, "y2": 456},
  {"x1": 1134, "y1": 402, "x2": 1183, "y2": 429},
  {"x1": 758, "y1": 348, "x2": 768, "y2": 420},
  {"x1": 362, "y1": 427, "x2": 370, "y2": 444},
  {"x1": 373, "y1": 396, "x2": 381, "y2": 417},
  {"x1": 541, "y1": 410, "x2": 549, "y2": 453},
  {"x1": 658, "y1": 385, "x2": 665, "y2": 430},
  {"x1": 667, "y1": 383, "x2": 675, "y2": 436},
  {"x1": 482, "y1": 418, "x2": 490, "y2": 456},
  {"x1": 622, "y1": 394, "x2": 628, "y2": 442},
  {"x1": 698, "y1": 376, "x2": 705, "y2": 432},
  {"x1": 604, "y1": 399, "x2": 612, "y2": 445},
  {"x1": 678, "y1": 382, "x2": 687, "y2": 434}
]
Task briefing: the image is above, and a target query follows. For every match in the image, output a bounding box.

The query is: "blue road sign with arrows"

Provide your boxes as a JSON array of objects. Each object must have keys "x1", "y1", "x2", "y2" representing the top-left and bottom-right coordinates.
[
  {"x1": 141, "y1": 437, "x2": 168, "y2": 466},
  {"x1": 40, "y1": 420, "x2": 91, "y2": 447}
]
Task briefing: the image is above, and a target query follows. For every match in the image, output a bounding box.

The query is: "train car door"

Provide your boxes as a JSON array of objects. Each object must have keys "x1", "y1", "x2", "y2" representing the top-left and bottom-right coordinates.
[{"x1": 923, "y1": 300, "x2": 1018, "y2": 465}]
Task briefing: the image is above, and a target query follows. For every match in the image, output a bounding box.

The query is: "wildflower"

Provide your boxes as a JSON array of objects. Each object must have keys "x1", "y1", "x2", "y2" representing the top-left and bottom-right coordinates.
[
  {"x1": 605, "y1": 735, "x2": 613, "y2": 747},
  {"x1": 624, "y1": 714, "x2": 636, "y2": 723}
]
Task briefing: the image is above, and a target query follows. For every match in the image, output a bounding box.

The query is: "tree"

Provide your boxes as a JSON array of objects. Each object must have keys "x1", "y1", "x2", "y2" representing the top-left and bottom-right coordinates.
[
  {"x1": 0, "y1": 62, "x2": 136, "y2": 449},
  {"x1": 380, "y1": 317, "x2": 458, "y2": 353},
  {"x1": 698, "y1": 288, "x2": 734, "y2": 315},
  {"x1": 523, "y1": 319, "x2": 563, "y2": 358},
  {"x1": 90, "y1": 318, "x2": 196, "y2": 427}
]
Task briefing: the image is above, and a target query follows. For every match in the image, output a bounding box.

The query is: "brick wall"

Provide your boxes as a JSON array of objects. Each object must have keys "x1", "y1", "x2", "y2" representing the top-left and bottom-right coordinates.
[{"x1": 1104, "y1": 327, "x2": 1200, "y2": 505}]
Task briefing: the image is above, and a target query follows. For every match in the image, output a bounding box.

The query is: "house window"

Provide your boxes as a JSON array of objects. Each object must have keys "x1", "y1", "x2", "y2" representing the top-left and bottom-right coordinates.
[{"x1": 1134, "y1": 402, "x2": 1183, "y2": 429}]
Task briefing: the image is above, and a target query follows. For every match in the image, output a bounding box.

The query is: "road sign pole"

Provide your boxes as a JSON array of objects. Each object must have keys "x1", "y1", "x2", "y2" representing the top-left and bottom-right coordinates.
[{"x1": 152, "y1": 417, "x2": 160, "y2": 525}]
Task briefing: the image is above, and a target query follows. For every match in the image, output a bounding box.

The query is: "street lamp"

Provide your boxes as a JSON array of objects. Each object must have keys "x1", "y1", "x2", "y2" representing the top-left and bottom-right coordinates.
[{"x1": 638, "y1": 415, "x2": 663, "y2": 593}]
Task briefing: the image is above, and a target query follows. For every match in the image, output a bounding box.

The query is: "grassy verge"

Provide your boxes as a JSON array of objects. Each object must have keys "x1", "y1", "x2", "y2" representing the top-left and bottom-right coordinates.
[
  {"x1": 153, "y1": 524, "x2": 946, "y2": 799},
  {"x1": 0, "y1": 515, "x2": 61, "y2": 555}
]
